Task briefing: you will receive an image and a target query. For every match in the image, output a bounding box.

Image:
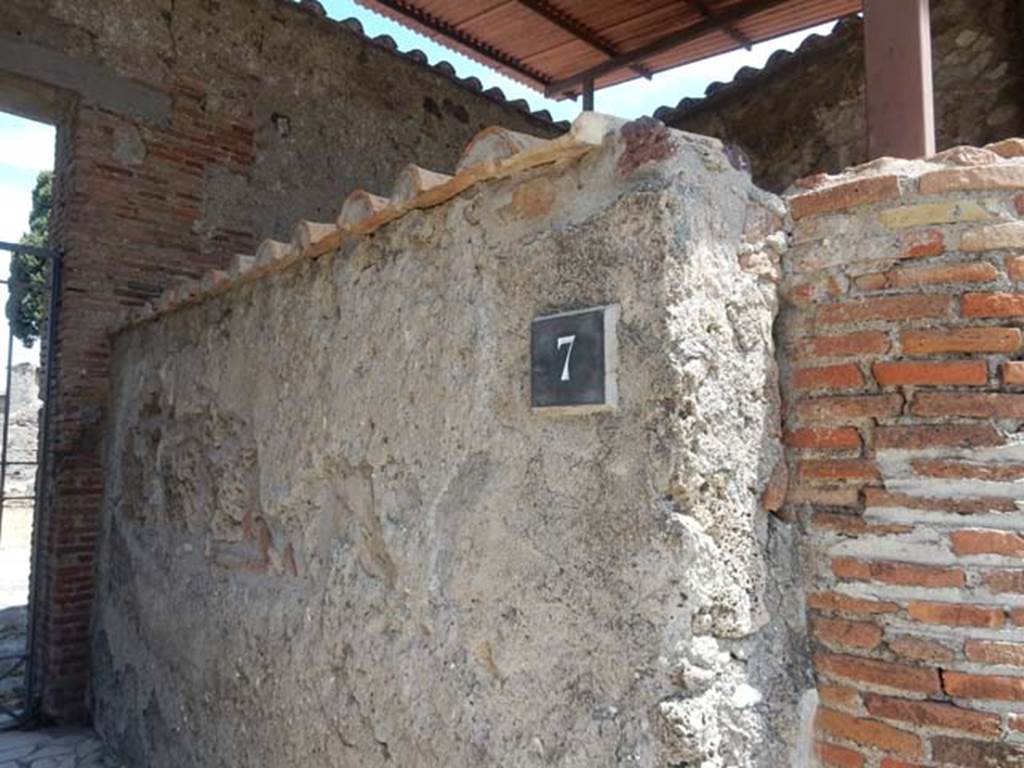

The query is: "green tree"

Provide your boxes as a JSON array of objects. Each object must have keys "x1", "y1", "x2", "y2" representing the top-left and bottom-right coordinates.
[{"x1": 7, "y1": 170, "x2": 52, "y2": 346}]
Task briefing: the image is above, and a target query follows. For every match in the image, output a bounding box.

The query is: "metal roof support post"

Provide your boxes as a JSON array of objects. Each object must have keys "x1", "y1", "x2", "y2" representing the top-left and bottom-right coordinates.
[
  {"x1": 582, "y1": 78, "x2": 594, "y2": 112},
  {"x1": 864, "y1": 0, "x2": 936, "y2": 159}
]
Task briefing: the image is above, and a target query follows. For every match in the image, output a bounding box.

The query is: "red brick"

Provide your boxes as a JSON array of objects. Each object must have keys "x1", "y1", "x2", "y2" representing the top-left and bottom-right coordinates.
[
  {"x1": 818, "y1": 683, "x2": 862, "y2": 711},
  {"x1": 863, "y1": 261, "x2": 999, "y2": 289},
  {"x1": 912, "y1": 392, "x2": 1024, "y2": 419},
  {"x1": 798, "y1": 459, "x2": 880, "y2": 484},
  {"x1": 813, "y1": 617, "x2": 883, "y2": 650},
  {"x1": 814, "y1": 708, "x2": 922, "y2": 758},
  {"x1": 852, "y1": 272, "x2": 888, "y2": 291},
  {"x1": 1003, "y1": 361, "x2": 1024, "y2": 385},
  {"x1": 1014, "y1": 608, "x2": 1024, "y2": 626},
  {"x1": 796, "y1": 394, "x2": 904, "y2": 423},
  {"x1": 963, "y1": 292, "x2": 1024, "y2": 318},
  {"x1": 983, "y1": 569, "x2": 1024, "y2": 594},
  {"x1": 793, "y1": 331, "x2": 892, "y2": 360},
  {"x1": 943, "y1": 671, "x2": 1024, "y2": 701},
  {"x1": 951, "y1": 529, "x2": 1024, "y2": 557},
  {"x1": 785, "y1": 427, "x2": 862, "y2": 451},
  {"x1": 887, "y1": 635, "x2": 955, "y2": 664},
  {"x1": 863, "y1": 694, "x2": 1002, "y2": 737},
  {"x1": 793, "y1": 364, "x2": 865, "y2": 391},
  {"x1": 818, "y1": 741, "x2": 865, "y2": 768},
  {"x1": 900, "y1": 229, "x2": 945, "y2": 259},
  {"x1": 1011, "y1": 713, "x2": 1024, "y2": 733},
  {"x1": 790, "y1": 175, "x2": 902, "y2": 219},
  {"x1": 872, "y1": 360, "x2": 988, "y2": 386},
  {"x1": 906, "y1": 601, "x2": 1005, "y2": 628},
  {"x1": 808, "y1": 592, "x2": 900, "y2": 616},
  {"x1": 761, "y1": 456, "x2": 789, "y2": 517},
  {"x1": 1009, "y1": 254, "x2": 1024, "y2": 281},
  {"x1": 965, "y1": 640, "x2": 1024, "y2": 666},
  {"x1": 831, "y1": 558, "x2": 964, "y2": 588},
  {"x1": 901, "y1": 326, "x2": 1022, "y2": 355},
  {"x1": 815, "y1": 653, "x2": 942, "y2": 694},
  {"x1": 931, "y1": 736, "x2": 1024, "y2": 768},
  {"x1": 816, "y1": 295, "x2": 952, "y2": 325},
  {"x1": 788, "y1": 275, "x2": 846, "y2": 305},
  {"x1": 874, "y1": 423, "x2": 1004, "y2": 450}
]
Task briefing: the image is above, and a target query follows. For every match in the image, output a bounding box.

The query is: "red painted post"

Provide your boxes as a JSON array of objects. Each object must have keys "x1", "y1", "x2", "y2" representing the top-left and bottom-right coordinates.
[{"x1": 864, "y1": 0, "x2": 936, "y2": 159}]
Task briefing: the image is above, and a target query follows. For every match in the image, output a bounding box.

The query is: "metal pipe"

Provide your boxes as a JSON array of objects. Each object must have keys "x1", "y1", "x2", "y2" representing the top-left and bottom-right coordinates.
[{"x1": 582, "y1": 78, "x2": 595, "y2": 112}]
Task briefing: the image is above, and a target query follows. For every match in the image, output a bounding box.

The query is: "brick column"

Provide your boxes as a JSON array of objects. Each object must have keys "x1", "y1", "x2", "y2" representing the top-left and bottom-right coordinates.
[
  {"x1": 38, "y1": 79, "x2": 255, "y2": 722},
  {"x1": 781, "y1": 140, "x2": 1024, "y2": 766}
]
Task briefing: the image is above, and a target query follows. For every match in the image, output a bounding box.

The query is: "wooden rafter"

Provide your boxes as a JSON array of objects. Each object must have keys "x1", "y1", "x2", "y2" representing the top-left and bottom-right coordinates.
[
  {"x1": 514, "y1": 0, "x2": 653, "y2": 86},
  {"x1": 544, "y1": 0, "x2": 795, "y2": 96},
  {"x1": 366, "y1": 0, "x2": 552, "y2": 87},
  {"x1": 684, "y1": 0, "x2": 753, "y2": 50}
]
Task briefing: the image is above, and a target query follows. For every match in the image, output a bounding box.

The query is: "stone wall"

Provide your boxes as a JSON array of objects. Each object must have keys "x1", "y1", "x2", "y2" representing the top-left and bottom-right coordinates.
[
  {"x1": 95, "y1": 117, "x2": 808, "y2": 767},
  {"x1": 662, "y1": 0, "x2": 1024, "y2": 193},
  {"x1": 781, "y1": 140, "x2": 1024, "y2": 766},
  {"x1": 1, "y1": 0, "x2": 563, "y2": 721}
]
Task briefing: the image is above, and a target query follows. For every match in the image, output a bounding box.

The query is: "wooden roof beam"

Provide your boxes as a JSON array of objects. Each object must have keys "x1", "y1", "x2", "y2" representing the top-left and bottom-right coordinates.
[
  {"x1": 544, "y1": 0, "x2": 795, "y2": 97},
  {"x1": 684, "y1": 0, "x2": 753, "y2": 50},
  {"x1": 366, "y1": 0, "x2": 552, "y2": 88},
  {"x1": 514, "y1": 0, "x2": 653, "y2": 86}
]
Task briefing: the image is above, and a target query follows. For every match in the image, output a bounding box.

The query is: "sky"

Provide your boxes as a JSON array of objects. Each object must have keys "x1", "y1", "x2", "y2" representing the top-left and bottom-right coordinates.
[
  {"x1": 0, "y1": 3, "x2": 841, "y2": 371},
  {"x1": 0, "y1": 113, "x2": 54, "y2": 370}
]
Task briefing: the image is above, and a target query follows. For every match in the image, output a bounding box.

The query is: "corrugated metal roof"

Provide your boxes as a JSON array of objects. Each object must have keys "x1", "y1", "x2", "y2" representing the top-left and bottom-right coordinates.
[
  {"x1": 355, "y1": 0, "x2": 863, "y2": 98},
  {"x1": 652, "y1": 15, "x2": 859, "y2": 123},
  {"x1": 277, "y1": 1, "x2": 571, "y2": 130}
]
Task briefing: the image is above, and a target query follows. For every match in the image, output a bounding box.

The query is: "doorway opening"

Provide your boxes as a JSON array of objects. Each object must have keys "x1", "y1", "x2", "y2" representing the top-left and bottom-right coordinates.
[{"x1": 0, "y1": 111, "x2": 58, "y2": 728}]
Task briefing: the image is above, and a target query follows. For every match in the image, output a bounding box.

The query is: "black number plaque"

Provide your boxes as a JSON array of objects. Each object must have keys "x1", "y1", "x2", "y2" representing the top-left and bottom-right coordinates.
[{"x1": 531, "y1": 304, "x2": 618, "y2": 413}]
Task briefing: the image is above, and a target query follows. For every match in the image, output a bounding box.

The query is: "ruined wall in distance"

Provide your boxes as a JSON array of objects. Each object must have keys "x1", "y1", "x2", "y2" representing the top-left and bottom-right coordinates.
[{"x1": 664, "y1": 0, "x2": 1024, "y2": 193}]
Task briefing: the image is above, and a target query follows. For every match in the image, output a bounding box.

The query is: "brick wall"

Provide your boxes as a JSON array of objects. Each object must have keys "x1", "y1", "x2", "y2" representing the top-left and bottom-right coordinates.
[
  {"x1": 663, "y1": 0, "x2": 1024, "y2": 192},
  {"x1": 1, "y1": 0, "x2": 563, "y2": 724},
  {"x1": 781, "y1": 141, "x2": 1024, "y2": 766}
]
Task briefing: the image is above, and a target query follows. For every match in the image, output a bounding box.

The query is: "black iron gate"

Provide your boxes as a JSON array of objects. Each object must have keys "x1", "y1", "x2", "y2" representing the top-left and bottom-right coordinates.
[{"x1": 0, "y1": 240, "x2": 61, "y2": 729}]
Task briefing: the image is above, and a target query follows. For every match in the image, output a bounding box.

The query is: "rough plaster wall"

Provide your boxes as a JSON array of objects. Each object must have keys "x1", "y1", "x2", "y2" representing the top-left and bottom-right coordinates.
[
  {"x1": 95, "y1": 125, "x2": 808, "y2": 766},
  {"x1": 2, "y1": 0, "x2": 563, "y2": 720},
  {"x1": 667, "y1": 0, "x2": 1024, "y2": 193}
]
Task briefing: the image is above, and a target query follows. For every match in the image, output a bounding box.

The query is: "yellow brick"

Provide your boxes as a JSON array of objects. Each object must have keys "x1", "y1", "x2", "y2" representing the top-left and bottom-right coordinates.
[
  {"x1": 879, "y1": 201, "x2": 992, "y2": 229},
  {"x1": 961, "y1": 221, "x2": 1024, "y2": 252}
]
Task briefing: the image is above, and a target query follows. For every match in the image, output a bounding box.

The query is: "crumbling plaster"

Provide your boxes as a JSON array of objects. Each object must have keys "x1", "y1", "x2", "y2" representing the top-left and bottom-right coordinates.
[{"x1": 95, "y1": 119, "x2": 810, "y2": 767}]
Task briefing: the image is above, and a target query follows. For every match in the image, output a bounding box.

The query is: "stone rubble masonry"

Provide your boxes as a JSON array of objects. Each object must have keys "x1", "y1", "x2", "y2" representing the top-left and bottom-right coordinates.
[
  {"x1": 96, "y1": 114, "x2": 808, "y2": 767},
  {"x1": 661, "y1": 0, "x2": 1024, "y2": 192},
  {"x1": 783, "y1": 136, "x2": 1024, "y2": 766},
  {"x1": 2, "y1": 0, "x2": 564, "y2": 723}
]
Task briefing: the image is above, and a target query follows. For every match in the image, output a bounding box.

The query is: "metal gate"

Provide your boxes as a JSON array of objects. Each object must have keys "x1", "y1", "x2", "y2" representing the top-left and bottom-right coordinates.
[{"x1": 0, "y1": 240, "x2": 61, "y2": 729}]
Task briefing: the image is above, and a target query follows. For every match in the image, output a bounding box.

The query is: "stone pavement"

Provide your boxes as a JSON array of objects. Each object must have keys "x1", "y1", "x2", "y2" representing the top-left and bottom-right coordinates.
[{"x1": 0, "y1": 728, "x2": 118, "y2": 767}]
